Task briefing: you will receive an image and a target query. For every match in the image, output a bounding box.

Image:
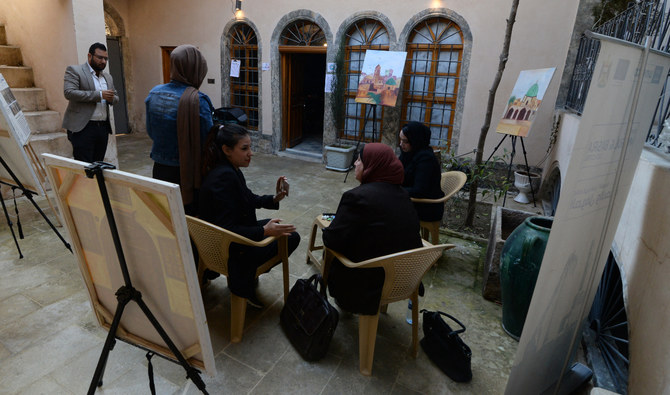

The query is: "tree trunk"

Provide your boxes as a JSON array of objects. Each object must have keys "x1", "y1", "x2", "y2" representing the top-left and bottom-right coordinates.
[{"x1": 465, "y1": 0, "x2": 521, "y2": 226}]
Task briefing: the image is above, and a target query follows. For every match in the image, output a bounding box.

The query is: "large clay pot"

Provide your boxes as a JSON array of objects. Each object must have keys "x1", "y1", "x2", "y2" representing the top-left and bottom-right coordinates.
[{"x1": 500, "y1": 216, "x2": 553, "y2": 340}]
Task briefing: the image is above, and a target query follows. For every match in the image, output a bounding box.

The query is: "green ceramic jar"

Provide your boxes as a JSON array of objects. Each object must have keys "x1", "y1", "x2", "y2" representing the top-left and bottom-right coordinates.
[{"x1": 500, "y1": 216, "x2": 553, "y2": 340}]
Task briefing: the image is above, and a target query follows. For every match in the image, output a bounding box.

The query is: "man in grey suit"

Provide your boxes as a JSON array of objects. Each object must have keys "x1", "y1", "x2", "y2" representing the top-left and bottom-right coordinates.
[{"x1": 62, "y1": 42, "x2": 118, "y2": 163}]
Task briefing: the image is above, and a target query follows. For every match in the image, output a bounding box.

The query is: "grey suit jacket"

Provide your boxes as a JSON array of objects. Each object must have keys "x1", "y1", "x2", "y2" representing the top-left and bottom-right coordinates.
[{"x1": 62, "y1": 63, "x2": 118, "y2": 133}]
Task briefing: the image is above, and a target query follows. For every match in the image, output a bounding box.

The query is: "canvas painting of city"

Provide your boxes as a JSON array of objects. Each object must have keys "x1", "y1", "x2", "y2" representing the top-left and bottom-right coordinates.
[
  {"x1": 496, "y1": 67, "x2": 556, "y2": 137},
  {"x1": 355, "y1": 50, "x2": 407, "y2": 107}
]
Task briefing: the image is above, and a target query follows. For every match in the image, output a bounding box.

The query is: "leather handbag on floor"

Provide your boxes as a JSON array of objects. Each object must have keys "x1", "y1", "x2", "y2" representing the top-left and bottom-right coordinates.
[
  {"x1": 420, "y1": 309, "x2": 472, "y2": 382},
  {"x1": 280, "y1": 274, "x2": 339, "y2": 361}
]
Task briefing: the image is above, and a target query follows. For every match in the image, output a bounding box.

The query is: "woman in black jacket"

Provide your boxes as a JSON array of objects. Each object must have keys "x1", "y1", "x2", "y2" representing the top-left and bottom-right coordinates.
[
  {"x1": 399, "y1": 122, "x2": 444, "y2": 222},
  {"x1": 322, "y1": 143, "x2": 423, "y2": 315},
  {"x1": 198, "y1": 124, "x2": 300, "y2": 309}
]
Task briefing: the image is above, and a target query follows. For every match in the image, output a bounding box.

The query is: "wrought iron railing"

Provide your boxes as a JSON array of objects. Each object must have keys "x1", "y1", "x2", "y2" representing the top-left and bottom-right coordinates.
[{"x1": 566, "y1": 0, "x2": 670, "y2": 117}]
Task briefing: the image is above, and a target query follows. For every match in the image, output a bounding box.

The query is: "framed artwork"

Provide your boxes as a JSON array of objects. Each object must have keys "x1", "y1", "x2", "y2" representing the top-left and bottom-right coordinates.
[
  {"x1": 496, "y1": 67, "x2": 556, "y2": 137},
  {"x1": 355, "y1": 50, "x2": 407, "y2": 107}
]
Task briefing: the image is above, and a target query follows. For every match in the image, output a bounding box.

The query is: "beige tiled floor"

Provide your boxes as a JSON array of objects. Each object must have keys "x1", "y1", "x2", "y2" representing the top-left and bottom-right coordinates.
[{"x1": 0, "y1": 132, "x2": 523, "y2": 394}]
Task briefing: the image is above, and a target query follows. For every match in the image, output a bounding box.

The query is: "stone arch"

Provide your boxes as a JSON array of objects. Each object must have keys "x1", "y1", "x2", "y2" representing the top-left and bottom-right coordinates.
[
  {"x1": 324, "y1": 11, "x2": 397, "y2": 148},
  {"x1": 220, "y1": 18, "x2": 264, "y2": 145},
  {"x1": 103, "y1": 2, "x2": 125, "y2": 37},
  {"x1": 397, "y1": 9, "x2": 473, "y2": 154},
  {"x1": 270, "y1": 10, "x2": 332, "y2": 153}
]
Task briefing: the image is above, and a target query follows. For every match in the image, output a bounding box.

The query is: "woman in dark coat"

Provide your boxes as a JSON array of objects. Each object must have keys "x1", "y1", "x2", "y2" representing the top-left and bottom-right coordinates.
[
  {"x1": 399, "y1": 122, "x2": 444, "y2": 222},
  {"x1": 198, "y1": 124, "x2": 300, "y2": 308},
  {"x1": 322, "y1": 143, "x2": 423, "y2": 315}
]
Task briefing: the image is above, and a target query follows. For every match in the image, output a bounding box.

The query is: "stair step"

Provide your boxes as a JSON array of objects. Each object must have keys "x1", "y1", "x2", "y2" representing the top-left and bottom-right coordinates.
[
  {"x1": 0, "y1": 26, "x2": 6, "y2": 46},
  {"x1": 29, "y1": 132, "x2": 71, "y2": 167},
  {"x1": 0, "y1": 45, "x2": 22, "y2": 66},
  {"x1": 11, "y1": 88, "x2": 47, "y2": 111},
  {"x1": 0, "y1": 65, "x2": 34, "y2": 88},
  {"x1": 24, "y1": 110, "x2": 62, "y2": 134}
]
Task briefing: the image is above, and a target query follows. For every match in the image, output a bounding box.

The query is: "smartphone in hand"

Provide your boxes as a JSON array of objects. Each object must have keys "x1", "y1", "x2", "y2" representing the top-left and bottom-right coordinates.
[{"x1": 281, "y1": 179, "x2": 290, "y2": 196}]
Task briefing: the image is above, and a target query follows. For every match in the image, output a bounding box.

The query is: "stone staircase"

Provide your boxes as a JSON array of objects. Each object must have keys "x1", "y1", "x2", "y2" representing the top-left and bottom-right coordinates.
[{"x1": 0, "y1": 25, "x2": 69, "y2": 167}]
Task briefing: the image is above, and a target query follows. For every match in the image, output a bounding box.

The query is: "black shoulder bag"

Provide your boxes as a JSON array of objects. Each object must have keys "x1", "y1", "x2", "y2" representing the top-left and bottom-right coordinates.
[
  {"x1": 420, "y1": 309, "x2": 473, "y2": 382},
  {"x1": 280, "y1": 274, "x2": 339, "y2": 361}
]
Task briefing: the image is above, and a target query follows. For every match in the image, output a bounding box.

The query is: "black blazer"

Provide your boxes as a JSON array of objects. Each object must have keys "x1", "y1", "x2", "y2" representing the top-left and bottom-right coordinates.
[
  {"x1": 401, "y1": 148, "x2": 444, "y2": 222},
  {"x1": 323, "y1": 182, "x2": 422, "y2": 314},
  {"x1": 199, "y1": 161, "x2": 278, "y2": 241}
]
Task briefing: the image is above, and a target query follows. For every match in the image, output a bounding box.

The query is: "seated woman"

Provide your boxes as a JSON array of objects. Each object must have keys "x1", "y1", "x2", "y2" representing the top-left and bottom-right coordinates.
[
  {"x1": 322, "y1": 143, "x2": 423, "y2": 315},
  {"x1": 399, "y1": 122, "x2": 445, "y2": 222},
  {"x1": 198, "y1": 124, "x2": 300, "y2": 309}
]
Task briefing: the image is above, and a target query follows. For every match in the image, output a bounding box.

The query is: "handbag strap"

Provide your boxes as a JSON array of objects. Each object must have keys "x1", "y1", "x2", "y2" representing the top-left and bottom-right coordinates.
[
  {"x1": 307, "y1": 273, "x2": 327, "y2": 297},
  {"x1": 421, "y1": 309, "x2": 466, "y2": 335}
]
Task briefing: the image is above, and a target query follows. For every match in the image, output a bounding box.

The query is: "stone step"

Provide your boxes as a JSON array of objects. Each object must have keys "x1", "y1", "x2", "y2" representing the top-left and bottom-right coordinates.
[
  {"x1": 11, "y1": 87, "x2": 47, "y2": 111},
  {"x1": 0, "y1": 65, "x2": 34, "y2": 88},
  {"x1": 29, "y1": 132, "x2": 70, "y2": 168},
  {"x1": 0, "y1": 45, "x2": 22, "y2": 66},
  {"x1": 24, "y1": 110, "x2": 62, "y2": 134},
  {"x1": 0, "y1": 26, "x2": 6, "y2": 46}
]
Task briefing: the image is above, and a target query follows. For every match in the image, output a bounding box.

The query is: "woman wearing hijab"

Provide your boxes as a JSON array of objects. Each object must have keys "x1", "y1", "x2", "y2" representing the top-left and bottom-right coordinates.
[
  {"x1": 198, "y1": 124, "x2": 300, "y2": 309},
  {"x1": 322, "y1": 143, "x2": 423, "y2": 315},
  {"x1": 145, "y1": 44, "x2": 214, "y2": 215},
  {"x1": 399, "y1": 121, "x2": 445, "y2": 222}
]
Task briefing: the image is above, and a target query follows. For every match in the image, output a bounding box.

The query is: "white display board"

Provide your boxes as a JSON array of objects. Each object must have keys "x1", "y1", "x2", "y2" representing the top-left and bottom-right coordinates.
[
  {"x1": 505, "y1": 35, "x2": 670, "y2": 393},
  {"x1": 0, "y1": 73, "x2": 41, "y2": 194},
  {"x1": 43, "y1": 153, "x2": 215, "y2": 376}
]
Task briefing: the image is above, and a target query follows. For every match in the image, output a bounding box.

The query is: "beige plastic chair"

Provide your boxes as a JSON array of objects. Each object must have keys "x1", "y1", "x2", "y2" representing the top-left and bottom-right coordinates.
[
  {"x1": 411, "y1": 171, "x2": 467, "y2": 245},
  {"x1": 322, "y1": 241, "x2": 455, "y2": 376},
  {"x1": 185, "y1": 215, "x2": 289, "y2": 343}
]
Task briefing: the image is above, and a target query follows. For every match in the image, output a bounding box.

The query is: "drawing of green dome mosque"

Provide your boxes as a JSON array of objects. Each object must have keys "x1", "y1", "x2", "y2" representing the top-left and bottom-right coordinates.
[
  {"x1": 526, "y1": 81, "x2": 539, "y2": 97},
  {"x1": 386, "y1": 77, "x2": 396, "y2": 85}
]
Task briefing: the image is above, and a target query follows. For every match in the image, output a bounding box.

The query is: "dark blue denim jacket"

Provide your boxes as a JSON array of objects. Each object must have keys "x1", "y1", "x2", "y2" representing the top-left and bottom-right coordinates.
[{"x1": 145, "y1": 81, "x2": 214, "y2": 166}]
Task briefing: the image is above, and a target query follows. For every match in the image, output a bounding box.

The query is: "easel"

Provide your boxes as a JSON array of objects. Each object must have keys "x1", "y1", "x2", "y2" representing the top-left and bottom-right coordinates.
[
  {"x1": 0, "y1": 154, "x2": 71, "y2": 258},
  {"x1": 344, "y1": 104, "x2": 378, "y2": 182},
  {"x1": 84, "y1": 162, "x2": 207, "y2": 395},
  {"x1": 486, "y1": 134, "x2": 537, "y2": 207}
]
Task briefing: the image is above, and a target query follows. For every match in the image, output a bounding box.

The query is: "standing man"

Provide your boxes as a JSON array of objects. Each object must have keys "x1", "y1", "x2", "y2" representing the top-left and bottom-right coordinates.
[{"x1": 62, "y1": 42, "x2": 118, "y2": 163}]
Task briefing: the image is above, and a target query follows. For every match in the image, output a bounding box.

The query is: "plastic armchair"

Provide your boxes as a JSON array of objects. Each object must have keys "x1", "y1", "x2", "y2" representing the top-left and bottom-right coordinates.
[
  {"x1": 411, "y1": 171, "x2": 467, "y2": 245},
  {"x1": 322, "y1": 241, "x2": 454, "y2": 376},
  {"x1": 185, "y1": 215, "x2": 289, "y2": 343}
]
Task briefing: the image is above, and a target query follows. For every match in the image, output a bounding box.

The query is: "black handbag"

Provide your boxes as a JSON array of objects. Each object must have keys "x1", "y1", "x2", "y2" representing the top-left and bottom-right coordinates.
[
  {"x1": 420, "y1": 309, "x2": 472, "y2": 382},
  {"x1": 280, "y1": 274, "x2": 339, "y2": 361}
]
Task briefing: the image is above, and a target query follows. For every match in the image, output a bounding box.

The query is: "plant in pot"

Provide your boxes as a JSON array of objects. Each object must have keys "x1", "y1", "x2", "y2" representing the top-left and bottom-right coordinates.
[{"x1": 325, "y1": 40, "x2": 356, "y2": 171}]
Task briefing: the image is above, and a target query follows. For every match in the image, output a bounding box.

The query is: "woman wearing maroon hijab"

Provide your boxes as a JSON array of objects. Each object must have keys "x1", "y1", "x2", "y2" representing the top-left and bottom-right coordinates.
[{"x1": 323, "y1": 143, "x2": 423, "y2": 315}]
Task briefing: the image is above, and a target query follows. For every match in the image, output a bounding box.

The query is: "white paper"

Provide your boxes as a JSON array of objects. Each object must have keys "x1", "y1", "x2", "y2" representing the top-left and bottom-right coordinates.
[
  {"x1": 230, "y1": 60, "x2": 241, "y2": 77},
  {"x1": 324, "y1": 74, "x2": 334, "y2": 93},
  {"x1": 262, "y1": 62, "x2": 270, "y2": 71},
  {"x1": 327, "y1": 62, "x2": 336, "y2": 73}
]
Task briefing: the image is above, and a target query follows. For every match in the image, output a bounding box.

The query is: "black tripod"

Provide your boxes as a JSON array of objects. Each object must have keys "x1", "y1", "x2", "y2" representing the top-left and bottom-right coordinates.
[
  {"x1": 486, "y1": 134, "x2": 537, "y2": 207},
  {"x1": 0, "y1": 154, "x2": 71, "y2": 258},
  {"x1": 344, "y1": 104, "x2": 378, "y2": 182},
  {"x1": 84, "y1": 162, "x2": 207, "y2": 395}
]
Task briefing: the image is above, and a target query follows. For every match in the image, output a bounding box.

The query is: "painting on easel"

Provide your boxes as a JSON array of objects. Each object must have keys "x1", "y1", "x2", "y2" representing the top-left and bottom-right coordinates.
[
  {"x1": 496, "y1": 67, "x2": 556, "y2": 137},
  {"x1": 355, "y1": 50, "x2": 407, "y2": 107}
]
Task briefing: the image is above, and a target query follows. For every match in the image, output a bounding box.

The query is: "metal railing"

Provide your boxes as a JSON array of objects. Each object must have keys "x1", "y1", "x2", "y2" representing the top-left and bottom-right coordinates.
[{"x1": 566, "y1": 0, "x2": 670, "y2": 115}]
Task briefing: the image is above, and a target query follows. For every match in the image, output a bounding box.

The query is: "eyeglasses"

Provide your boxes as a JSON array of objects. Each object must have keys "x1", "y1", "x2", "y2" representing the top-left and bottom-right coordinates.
[{"x1": 93, "y1": 54, "x2": 108, "y2": 61}]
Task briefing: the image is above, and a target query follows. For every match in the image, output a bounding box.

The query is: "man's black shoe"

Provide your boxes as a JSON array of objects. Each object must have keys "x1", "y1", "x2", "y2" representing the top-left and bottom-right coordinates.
[{"x1": 247, "y1": 293, "x2": 265, "y2": 309}]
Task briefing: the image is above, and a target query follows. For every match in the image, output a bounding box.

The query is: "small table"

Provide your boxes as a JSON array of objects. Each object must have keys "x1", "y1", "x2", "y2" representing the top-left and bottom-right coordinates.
[{"x1": 305, "y1": 214, "x2": 332, "y2": 273}]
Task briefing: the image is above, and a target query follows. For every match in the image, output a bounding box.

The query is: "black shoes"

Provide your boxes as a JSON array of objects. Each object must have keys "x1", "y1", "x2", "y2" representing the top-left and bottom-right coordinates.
[{"x1": 247, "y1": 293, "x2": 265, "y2": 309}]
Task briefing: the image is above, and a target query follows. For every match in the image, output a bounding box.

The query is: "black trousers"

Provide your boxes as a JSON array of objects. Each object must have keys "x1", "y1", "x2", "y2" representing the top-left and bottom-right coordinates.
[
  {"x1": 67, "y1": 120, "x2": 110, "y2": 163},
  {"x1": 227, "y1": 219, "x2": 300, "y2": 298}
]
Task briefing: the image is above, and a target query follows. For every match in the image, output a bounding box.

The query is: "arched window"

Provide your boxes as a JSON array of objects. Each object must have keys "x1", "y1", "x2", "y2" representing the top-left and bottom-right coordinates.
[
  {"x1": 341, "y1": 19, "x2": 389, "y2": 142},
  {"x1": 402, "y1": 18, "x2": 463, "y2": 149},
  {"x1": 230, "y1": 23, "x2": 259, "y2": 129},
  {"x1": 279, "y1": 20, "x2": 326, "y2": 46}
]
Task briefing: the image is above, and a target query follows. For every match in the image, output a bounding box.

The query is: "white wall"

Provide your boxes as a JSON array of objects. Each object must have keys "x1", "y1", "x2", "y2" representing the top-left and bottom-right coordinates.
[
  {"x1": 0, "y1": 0, "x2": 78, "y2": 115},
  {"x1": 112, "y1": 0, "x2": 578, "y2": 164},
  {"x1": 612, "y1": 149, "x2": 670, "y2": 393}
]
